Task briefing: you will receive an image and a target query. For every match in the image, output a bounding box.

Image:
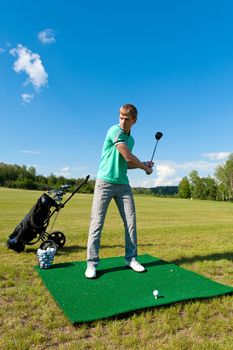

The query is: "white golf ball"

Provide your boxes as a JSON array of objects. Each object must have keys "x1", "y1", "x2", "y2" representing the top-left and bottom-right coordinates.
[{"x1": 153, "y1": 290, "x2": 159, "y2": 298}]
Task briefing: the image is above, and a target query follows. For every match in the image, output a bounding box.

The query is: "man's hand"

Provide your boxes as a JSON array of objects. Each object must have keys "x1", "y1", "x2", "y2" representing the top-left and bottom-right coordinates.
[{"x1": 145, "y1": 161, "x2": 154, "y2": 175}]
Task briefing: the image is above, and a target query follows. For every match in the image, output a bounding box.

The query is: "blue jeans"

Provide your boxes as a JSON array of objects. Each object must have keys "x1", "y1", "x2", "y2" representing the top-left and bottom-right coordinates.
[{"x1": 87, "y1": 179, "x2": 138, "y2": 265}]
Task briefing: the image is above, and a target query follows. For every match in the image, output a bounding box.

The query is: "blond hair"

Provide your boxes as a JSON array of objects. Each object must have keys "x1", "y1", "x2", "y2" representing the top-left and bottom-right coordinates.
[{"x1": 119, "y1": 104, "x2": 138, "y2": 120}]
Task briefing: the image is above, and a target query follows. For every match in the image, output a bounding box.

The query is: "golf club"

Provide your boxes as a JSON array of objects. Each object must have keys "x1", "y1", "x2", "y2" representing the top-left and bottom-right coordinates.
[
  {"x1": 151, "y1": 131, "x2": 163, "y2": 162},
  {"x1": 146, "y1": 132, "x2": 163, "y2": 175}
]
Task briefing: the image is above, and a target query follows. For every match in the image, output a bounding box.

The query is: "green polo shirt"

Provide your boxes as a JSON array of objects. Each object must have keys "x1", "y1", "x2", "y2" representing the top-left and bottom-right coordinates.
[{"x1": 97, "y1": 124, "x2": 134, "y2": 184}]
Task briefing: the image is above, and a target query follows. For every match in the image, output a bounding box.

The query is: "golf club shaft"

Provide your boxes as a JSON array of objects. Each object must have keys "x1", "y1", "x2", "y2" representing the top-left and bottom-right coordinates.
[{"x1": 150, "y1": 140, "x2": 159, "y2": 163}]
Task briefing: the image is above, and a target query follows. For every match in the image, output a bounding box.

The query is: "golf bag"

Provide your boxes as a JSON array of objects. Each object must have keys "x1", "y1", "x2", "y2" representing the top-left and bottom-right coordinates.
[
  {"x1": 7, "y1": 193, "x2": 59, "y2": 253},
  {"x1": 7, "y1": 175, "x2": 90, "y2": 253}
]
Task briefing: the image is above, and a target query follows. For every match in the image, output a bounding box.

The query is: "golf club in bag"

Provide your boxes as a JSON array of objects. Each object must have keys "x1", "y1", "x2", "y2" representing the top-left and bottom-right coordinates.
[{"x1": 7, "y1": 175, "x2": 90, "y2": 253}]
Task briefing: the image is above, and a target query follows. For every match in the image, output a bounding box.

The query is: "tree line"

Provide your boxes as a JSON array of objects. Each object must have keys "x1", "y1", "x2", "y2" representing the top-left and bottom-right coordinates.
[
  {"x1": 1, "y1": 153, "x2": 233, "y2": 200},
  {"x1": 0, "y1": 162, "x2": 179, "y2": 196},
  {"x1": 178, "y1": 153, "x2": 233, "y2": 201},
  {"x1": 0, "y1": 163, "x2": 95, "y2": 193},
  {"x1": 133, "y1": 186, "x2": 178, "y2": 196}
]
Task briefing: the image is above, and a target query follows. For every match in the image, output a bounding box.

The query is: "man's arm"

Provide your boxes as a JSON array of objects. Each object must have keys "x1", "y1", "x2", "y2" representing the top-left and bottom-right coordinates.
[{"x1": 116, "y1": 143, "x2": 153, "y2": 174}]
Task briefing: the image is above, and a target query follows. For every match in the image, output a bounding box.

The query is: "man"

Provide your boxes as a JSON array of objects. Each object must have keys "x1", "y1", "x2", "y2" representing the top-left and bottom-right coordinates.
[{"x1": 85, "y1": 104, "x2": 154, "y2": 278}]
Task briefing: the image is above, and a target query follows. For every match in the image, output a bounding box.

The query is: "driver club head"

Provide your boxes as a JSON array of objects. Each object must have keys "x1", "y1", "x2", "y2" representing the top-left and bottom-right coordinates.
[{"x1": 155, "y1": 132, "x2": 163, "y2": 141}]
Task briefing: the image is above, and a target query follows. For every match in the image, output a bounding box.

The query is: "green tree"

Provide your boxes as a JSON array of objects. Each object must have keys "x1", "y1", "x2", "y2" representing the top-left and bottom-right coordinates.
[
  {"x1": 216, "y1": 182, "x2": 228, "y2": 201},
  {"x1": 28, "y1": 166, "x2": 37, "y2": 180},
  {"x1": 0, "y1": 163, "x2": 20, "y2": 186},
  {"x1": 18, "y1": 165, "x2": 29, "y2": 180},
  {"x1": 14, "y1": 178, "x2": 37, "y2": 190},
  {"x1": 215, "y1": 153, "x2": 233, "y2": 200},
  {"x1": 203, "y1": 176, "x2": 218, "y2": 200},
  {"x1": 178, "y1": 176, "x2": 191, "y2": 198},
  {"x1": 189, "y1": 170, "x2": 204, "y2": 199},
  {"x1": 189, "y1": 171, "x2": 218, "y2": 200},
  {"x1": 47, "y1": 173, "x2": 57, "y2": 188}
]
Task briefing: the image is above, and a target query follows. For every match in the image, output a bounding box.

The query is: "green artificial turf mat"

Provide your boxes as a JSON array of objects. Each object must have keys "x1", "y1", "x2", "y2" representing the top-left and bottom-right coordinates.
[{"x1": 35, "y1": 254, "x2": 233, "y2": 324}]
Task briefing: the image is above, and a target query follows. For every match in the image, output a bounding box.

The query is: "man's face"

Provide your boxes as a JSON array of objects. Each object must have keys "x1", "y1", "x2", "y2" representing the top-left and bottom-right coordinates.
[{"x1": 119, "y1": 113, "x2": 136, "y2": 133}]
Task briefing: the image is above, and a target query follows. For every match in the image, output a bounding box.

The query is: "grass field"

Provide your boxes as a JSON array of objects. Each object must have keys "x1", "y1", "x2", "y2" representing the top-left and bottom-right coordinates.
[{"x1": 1, "y1": 187, "x2": 233, "y2": 350}]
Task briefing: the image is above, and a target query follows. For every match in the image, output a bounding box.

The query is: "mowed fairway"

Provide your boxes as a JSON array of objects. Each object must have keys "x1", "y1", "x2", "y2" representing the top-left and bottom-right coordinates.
[{"x1": 0, "y1": 187, "x2": 233, "y2": 350}]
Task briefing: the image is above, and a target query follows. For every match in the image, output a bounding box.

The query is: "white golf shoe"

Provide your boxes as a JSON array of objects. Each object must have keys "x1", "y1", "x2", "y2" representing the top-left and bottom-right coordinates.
[
  {"x1": 85, "y1": 264, "x2": 96, "y2": 279},
  {"x1": 126, "y1": 257, "x2": 145, "y2": 272}
]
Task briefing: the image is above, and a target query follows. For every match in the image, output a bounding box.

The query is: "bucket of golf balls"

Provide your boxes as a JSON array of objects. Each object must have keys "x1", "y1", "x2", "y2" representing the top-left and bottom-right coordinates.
[{"x1": 37, "y1": 247, "x2": 56, "y2": 269}]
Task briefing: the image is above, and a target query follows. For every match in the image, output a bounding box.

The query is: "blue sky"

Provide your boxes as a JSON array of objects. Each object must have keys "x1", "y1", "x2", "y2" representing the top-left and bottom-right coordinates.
[{"x1": 1, "y1": 0, "x2": 233, "y2": 187}]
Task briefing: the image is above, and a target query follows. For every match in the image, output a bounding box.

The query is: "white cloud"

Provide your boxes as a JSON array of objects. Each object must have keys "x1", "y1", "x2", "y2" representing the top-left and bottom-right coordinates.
[
  {"x1": 53, "y1": 165, "x2": 88, "y2": 178},
  {"x1": 202, "y1": 152, "x2": 230, "y2": 161},
  {"x1": 0, "y1": 48, "x2": 5, "y2": 54},
  {"x1": 38, "y1": 29, "x2": 56, "y2": 44},
  {"x1": 131, "y1": 164, "x2": 181, "y2": 188},
  {"x1": 10, "y1": 44, "x2": 48, "y2": 90},
  {"x1": 54, "y1": 166, "x2": 71, "y2": 178},
  {"x1": 152, "y1": 156, "x2": 229, "y2": 186},
  {"x1": 129, "y1": 153, "x2": 230, "y2": 187},
  {"x1": 20, "y1": 150, "x2": 39, "y2": 155},
  {"x1": 154, "y1": 164, "x2": 181, "y2": 186},
  {"x1": 174, "y1": 160, "x2": 219, "y2": 171},
  {"x1": 21, "y1": 93, "x2": 34, "y2": 104}
]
